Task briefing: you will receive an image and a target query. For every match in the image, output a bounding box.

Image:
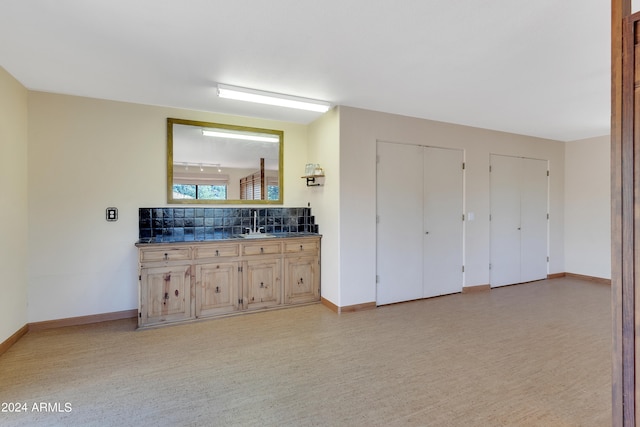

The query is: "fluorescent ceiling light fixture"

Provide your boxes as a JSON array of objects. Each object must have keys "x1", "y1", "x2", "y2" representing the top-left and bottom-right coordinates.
[
  {"x1": 217, "y1": 84, "x2": 330, "y2": 113},
  {"x1": 202, "y1": 129, "x2": 279, "y2": 143}
]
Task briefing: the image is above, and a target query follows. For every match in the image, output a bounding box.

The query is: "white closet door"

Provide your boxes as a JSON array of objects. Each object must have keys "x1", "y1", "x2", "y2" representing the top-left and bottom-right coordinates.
[
  {"x1": 490, "y1": 155, "x2": 522, "y2": 287},
  {"x1": 376, "y1": 142, "x2": 423, "y2": 305},
  {"x1": 423, "y1": 147, "x2": 463, "y2": 297},
  {"x1": 490, "y1": 155, "x2": 548, "y2": 287},
  {"x1": 520, "y1": 158, "x2": 548, "y2": 282}
]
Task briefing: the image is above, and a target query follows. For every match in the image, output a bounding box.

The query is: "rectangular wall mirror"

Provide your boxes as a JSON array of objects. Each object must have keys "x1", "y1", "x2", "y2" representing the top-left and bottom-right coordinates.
[{"x1": 167, "y1": 118, "x2": 284, "y2": 204}]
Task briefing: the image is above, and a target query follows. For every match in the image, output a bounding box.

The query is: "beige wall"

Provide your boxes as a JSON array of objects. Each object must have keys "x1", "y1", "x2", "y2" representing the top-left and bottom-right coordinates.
[
  {"x1": 27, "y1": 92, "x2": 309, "y2": 322},
  {"x1": 336, "y1": 106, "x2": 565, "y2": 307},
  {"x1": 0, "y1": 67, "x2": 29, "y2": 342},
  {"x1": 564, "y1": 135, "x2": 611, "y2": 279}
]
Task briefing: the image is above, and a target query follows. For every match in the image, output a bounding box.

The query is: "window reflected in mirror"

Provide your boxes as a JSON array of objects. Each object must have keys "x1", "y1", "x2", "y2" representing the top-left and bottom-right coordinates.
[{"x1": 167, "y1": 118, "x2": 283, "y2": 204}]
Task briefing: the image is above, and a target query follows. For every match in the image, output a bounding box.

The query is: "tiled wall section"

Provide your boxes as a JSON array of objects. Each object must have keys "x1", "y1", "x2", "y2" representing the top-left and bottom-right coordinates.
[{"x1": 139, "y1": 207, "x2": 318, "y2": 241}]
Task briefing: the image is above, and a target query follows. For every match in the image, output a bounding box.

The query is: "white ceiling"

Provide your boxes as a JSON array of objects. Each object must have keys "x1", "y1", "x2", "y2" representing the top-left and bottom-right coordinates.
[{"x1": 0, "y1": 1, "x2": 611, "y2": 142}]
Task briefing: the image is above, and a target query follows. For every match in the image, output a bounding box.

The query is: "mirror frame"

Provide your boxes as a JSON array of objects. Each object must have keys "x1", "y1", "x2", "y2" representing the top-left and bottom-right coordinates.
[{"x1": 167, "y1": 118, "x2": 284, "y2": 204}]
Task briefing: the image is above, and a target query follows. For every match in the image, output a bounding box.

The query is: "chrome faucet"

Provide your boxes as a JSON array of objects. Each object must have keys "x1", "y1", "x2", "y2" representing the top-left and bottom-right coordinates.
[{"x1": 246, "y1": 211, "x2": 264, "y2": 234}]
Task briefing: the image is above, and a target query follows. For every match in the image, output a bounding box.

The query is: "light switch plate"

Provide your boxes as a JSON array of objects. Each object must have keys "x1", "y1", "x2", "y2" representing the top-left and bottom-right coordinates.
[{"x1": 106, "y1": 207, "x2": 118, "y2": 222}]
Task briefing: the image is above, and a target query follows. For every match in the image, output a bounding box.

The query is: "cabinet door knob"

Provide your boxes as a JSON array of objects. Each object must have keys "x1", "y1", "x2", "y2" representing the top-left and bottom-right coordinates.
[
  {"x1": 164, "y1": 253, "x2": 168, "y2": 260},
  {"x1": 298, "y1": 277, "x2": 304, "y2": 285},
  {"x1": 300, "y1": 245, "x2": 303, "y2": 251},
  {"x1": 215, "y1": 249, "x2": 219, "y2": 256},
  {"x1": 215, "y1": 286, "x2": 220, "y2": 293},
  {"x1": 175, "y1": 289, "x2": 179, "y2": 297},
  {"x1": 260, "y1": 282, "x2": 264, "y2": 288},
  {"x1": 260, "y1": 247, "x2": 264, "y2": 253}
]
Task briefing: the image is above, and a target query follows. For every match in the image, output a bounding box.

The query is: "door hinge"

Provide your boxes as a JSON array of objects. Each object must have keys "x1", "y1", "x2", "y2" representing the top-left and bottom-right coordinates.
[
  {"x1": 547, "y1": 213, "x2": 549, "y2": 220},
  {"x1": 238, "y1": 266, "x2": 243, "y2": 272},
  {"x1": 376, "y1": 155, "x2": 380, "y2": 163},
  {"x1": 138, "y1": 312, "x2": 141, "y2": 318},
  {"x1": 489, "y1": 263, "x2": 492, "y2": 270},
  {"x1": 376, "y1": 275, "x2": 380, "y2": 283},
  {"x1": 489, "y1": 165, "x2": 492, "y2": 172},
  {"x1": 462, "y1": 266, "x2": 465, "y2": 273},
  {"x1": 138, "y1": 275, "x2": 141, "y2": 281},
  {"x1": 376, "y1": 215, "x2": 380, "y2": 224},
  {"x1": 462, "y1": 214, "x2": 465, "y2": 221},
  {"x1": 547, "y1": 170, "x2": 550, "y2": 176},
  {"x1": 547, "y1": 256, "x2": 549, "y2": 262},
  {"x1": 489, "y1": 214, "x2": 492, "y2": 221},
  {"x1": 462, "y1": 162, "x2": 465, "y2": 170}
]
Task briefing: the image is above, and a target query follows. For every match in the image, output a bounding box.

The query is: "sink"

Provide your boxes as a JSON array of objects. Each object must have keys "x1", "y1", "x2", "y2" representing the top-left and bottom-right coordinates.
[{"x1": 239, "y1": 233, "x2": 275, "y2": 239}]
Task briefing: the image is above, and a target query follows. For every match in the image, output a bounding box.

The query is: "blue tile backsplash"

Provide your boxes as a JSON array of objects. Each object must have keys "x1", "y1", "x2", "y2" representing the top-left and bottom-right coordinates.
[{"x1": 139, "y1": 207, "x2": 318, "y2": 242}]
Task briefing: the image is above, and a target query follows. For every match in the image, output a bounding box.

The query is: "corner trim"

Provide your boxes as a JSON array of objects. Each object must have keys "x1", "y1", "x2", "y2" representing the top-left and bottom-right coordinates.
[
  {"x1": 0, "y1": 324, "x2": 29, "y2": 357},
  {"x1": 321, "y1": 298, "x2": 376, "y2": 314},
  {"x1": 462, "y1": 284, "x2": 490, "y2": 293},
  {"x1": 547, "y1": 273, "x2": 566, "y2": 279},
  {"x1": 321, "y1": 297, "x2": 339, "y2": 313},
  {"x1": 28, "y1": 309, "x2": 138, "y2": 332}
]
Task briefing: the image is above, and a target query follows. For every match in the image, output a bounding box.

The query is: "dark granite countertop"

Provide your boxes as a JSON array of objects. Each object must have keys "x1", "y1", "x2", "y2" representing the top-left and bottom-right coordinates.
[{"x1": 136, "y1": 232, "x2": 321, "y2": 246}]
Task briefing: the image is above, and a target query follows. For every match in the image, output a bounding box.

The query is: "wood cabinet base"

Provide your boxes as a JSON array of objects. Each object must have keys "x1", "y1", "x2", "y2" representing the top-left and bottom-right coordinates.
[{"x1": 136, "y1": 236, "x2": 321, "y2": 329}]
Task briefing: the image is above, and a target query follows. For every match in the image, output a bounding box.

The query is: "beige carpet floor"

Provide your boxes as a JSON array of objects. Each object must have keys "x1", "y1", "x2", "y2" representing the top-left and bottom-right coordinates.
[{"x1": 0, "y1": 277, "x2": 611, "y2": 426}]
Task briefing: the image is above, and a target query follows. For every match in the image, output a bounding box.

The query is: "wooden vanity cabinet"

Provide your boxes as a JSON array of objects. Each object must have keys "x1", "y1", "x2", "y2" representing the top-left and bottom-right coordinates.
[
  {"x1": 284, "y1": 239, "x2": 320, "y2": 304},
  {"x1": 136, "y1": 235, "x2": 320, "y2": 329}
]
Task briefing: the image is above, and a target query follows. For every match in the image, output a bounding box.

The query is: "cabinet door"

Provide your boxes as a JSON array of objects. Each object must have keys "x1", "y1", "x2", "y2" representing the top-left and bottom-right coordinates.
[
  {"x1": 284, "y1": 256, "x2": 319, "y2": 304},
  {"x1": 140, "y1": 265, "x2": 192, "y2": 326},
  {"x1": 196, "y1": 262, "x2": 239, "y2": 317},
  {"x1": 244, "y1": 259, "x2": 281, "y2": 310}
]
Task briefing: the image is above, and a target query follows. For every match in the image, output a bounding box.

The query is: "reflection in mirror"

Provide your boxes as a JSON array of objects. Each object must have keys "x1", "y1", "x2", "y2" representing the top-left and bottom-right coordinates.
[{"x1": 167, "y1": 118, "x2": 283, "y2": 204}]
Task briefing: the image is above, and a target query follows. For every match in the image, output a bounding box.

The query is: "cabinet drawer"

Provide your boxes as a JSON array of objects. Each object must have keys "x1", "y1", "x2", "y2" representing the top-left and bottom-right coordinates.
[
  {"x1": 284, "y1": 240, "x2": 318, "y2": 254},
  {"x1": 140, "y1": 247, "x2": 191, "y2": 262},
  {"x1": 242, "y1": 242, "x2": 282, "y2": 256},
  {"x1": 194, "y1": 244, "x2": 240, "y2": 259}
]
